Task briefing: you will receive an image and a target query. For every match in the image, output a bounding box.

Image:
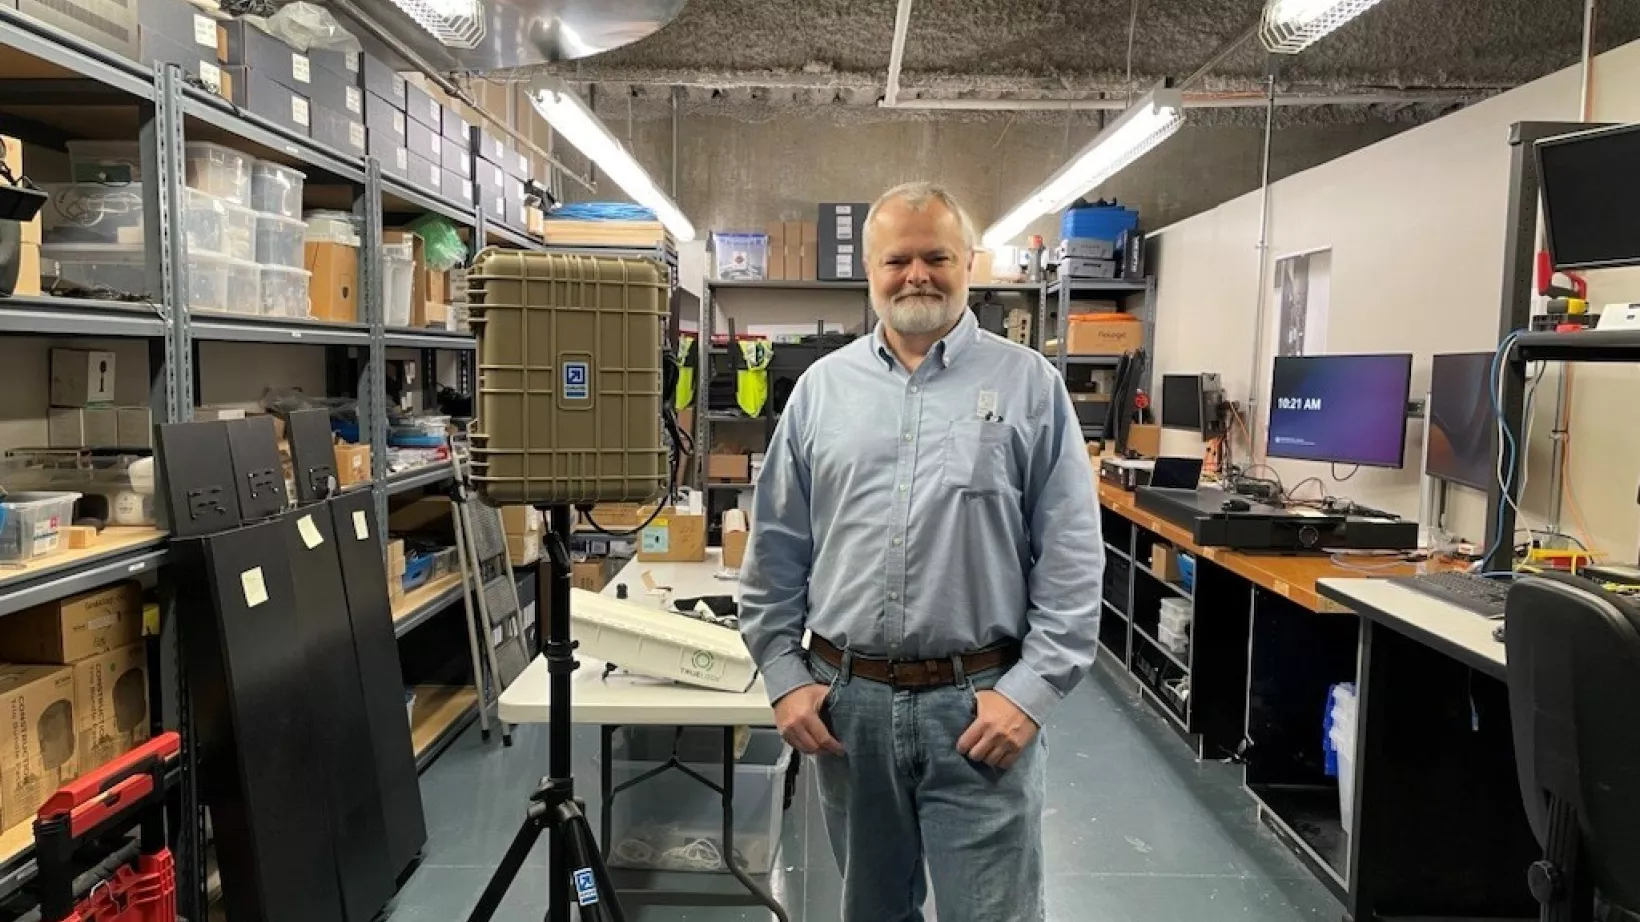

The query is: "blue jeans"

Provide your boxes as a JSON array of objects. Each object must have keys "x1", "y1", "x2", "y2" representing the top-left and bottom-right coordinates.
[{"x1": 808, "y1": 651, "x2": 1046, "y2": 922}]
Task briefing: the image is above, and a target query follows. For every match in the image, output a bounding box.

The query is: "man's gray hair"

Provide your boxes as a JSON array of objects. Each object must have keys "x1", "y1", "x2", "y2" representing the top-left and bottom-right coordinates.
[{"x1": 862, "y1": 181, "x2": 979, "y2": 259}]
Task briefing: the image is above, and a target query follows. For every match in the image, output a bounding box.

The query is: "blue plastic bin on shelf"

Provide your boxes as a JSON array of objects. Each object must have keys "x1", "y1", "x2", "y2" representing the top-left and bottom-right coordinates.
[
  {"x1": 402, "y1": 555, "x2": 433, "y2": 592},
  {"x1": 1177, "y1": 553, "x2": 1196, "y2": 592},
  {"x1": 1060, "y1": 206, "x2": 1139, "y2": 244}
]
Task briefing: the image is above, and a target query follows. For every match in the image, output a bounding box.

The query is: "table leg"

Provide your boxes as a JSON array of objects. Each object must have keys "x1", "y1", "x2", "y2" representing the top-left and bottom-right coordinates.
[
  {"x1": 721, "y1": 726, "x2": 789, "y2": 922},
  {"x1": 601, "y1": 725, "x2": 614, "y2": 861}
]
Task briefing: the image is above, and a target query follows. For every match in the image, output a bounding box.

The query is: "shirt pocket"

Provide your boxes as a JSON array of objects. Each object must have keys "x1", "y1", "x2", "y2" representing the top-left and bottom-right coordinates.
[{"x1": 941, "y1": 420, "x2": 1012, "y2": 494}]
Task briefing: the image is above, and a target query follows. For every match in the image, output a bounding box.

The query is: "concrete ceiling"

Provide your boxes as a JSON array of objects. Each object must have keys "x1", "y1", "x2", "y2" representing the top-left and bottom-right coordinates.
[{"x1": 523, "y1": 0, "x2": 1640, "y2": 111}]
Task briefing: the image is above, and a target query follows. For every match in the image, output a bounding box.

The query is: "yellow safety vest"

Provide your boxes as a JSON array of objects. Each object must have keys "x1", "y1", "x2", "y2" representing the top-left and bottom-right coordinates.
[{"x1": 737, "y1": 339, "x2": 773, "y2": 417}]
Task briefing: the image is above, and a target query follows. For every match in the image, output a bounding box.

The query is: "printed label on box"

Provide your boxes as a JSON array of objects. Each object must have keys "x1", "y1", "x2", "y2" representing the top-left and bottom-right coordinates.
[
  {"x1": 198, "y1": 61, "x2": 221, "y2": 93},
  {"x1": 192, "y1": 14, "x2": 215, "y2": 47},
  {"x1": 292, "y1": 97, "x2": 310, "y2": 127},
  {"x1": 292, "y1": 54, "x2": 310, "y2": 84},
  {"x1": 241, "y1": 568, "x2": 268, "y2": 608},
  {"x1": 640, "y1": 524, "x2": 670, "y2": 554},
  {"x1": 349, "y1": 123, "x2": 365, "y2": 151},
  {"x1": 837, "y1": 214, "x2": 854, "y2": 239},
  {"x1": 345, "y1": 52, "x2": 359, "y2": 73},
  {"x1": 345, "y1": 86, "x2": 362, "y2": 114},
  {"x1": 392, "y1": 75, "x2": 405, "y2": 97},
  {"x1": 297, "y1": 515, "x2": 323, "y2": 549},
  {"x1": 563, "y1": 361, "x2": 589, "y2": 400},
  {"x1": 395, "y1": 148, "x2": 408, "y2": 170}
]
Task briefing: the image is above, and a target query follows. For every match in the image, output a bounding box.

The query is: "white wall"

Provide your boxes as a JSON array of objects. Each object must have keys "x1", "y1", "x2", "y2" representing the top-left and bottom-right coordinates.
[{"x1": 1150, "y1": 39, "x2": 1640, "y2": 556}]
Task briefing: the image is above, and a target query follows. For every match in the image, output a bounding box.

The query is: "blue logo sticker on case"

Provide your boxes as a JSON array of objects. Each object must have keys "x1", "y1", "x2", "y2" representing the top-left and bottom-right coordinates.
[
  {"x1": 564, "y1": 361, "x2": 589, "y2": 400},
  {"x1": 574, "y1": 868, "x2": 599, "y2": 905}
]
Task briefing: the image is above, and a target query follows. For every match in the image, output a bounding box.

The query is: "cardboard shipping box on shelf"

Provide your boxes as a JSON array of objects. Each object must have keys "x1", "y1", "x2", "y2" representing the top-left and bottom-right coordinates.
[
  {"x1": 50, "y1": 349, "x2": 117, "y2": 408},
  {"x1": 503, "y1": 505, "x2": 543, "y2": 566},
  {"x1": 637, "y1": 508, "x2": 707, "y2": 563},
  {"x1": 4, "y1": 135, "x2": 42, "y2": 296},
  {"x1": 721, "y1": 510, "x2": 749, "y2": 570},
  {"x1": 386, "y1": 538, "x2": 407, "y2": 604},
  {"x1": 1126, "y1": 423, "x2": 1161, "y2": 458},
  {"x1": 334, "y1": 441, "x2": 371, "y2": 488},
  {"x1": 305, "y1": 240, "x2": 359, "y2": 323},
  {"x1": 0, "y1": 582, "x2": 142, "y2": 666},
  {"x1": 765, "y1": 223, "x2": 787, "y2": 280},
  {"x1": 571, "y1": 557, "x2": 613, "y2": 593},
  {"x1": 0, "y1": 664, "x2": 79, "y2": 830},
  {"x1": 1060, "y1": 314, "x2": 1143, "y2": 356},
  {"x1": 707, "y1": 452, "x2": 751, "y2": 483},
  {"x1": 72, "y1": 642, "x2": 149, "y2": 771}
]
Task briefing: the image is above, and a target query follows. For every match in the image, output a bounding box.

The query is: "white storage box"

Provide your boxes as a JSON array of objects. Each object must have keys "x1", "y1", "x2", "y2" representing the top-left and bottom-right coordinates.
[
  {"x1": 1159, "y1": 598, "x2": 1192, "y2": 633},
  {"x1": 569, "y1": 588, "x2": 757, "y2": 691},
  {"x1": 222, "y1": 202, "x2": 258, "y2": 261},
  {"x1": 185, "y1": 142, "x2": 253, "y2": 204},
  {"x1": 1156, "y1": 622, "x2": 1189, "y2": 657},
  {"x1": 609, "y1": 727, "x2": 791, "y2": 875},
  {"x1": 254, "y1": 212, "x2": 307, "y2": 268},
  {"x1": 0, "y1": 492, "x2": 82, "y2": 562},
  {"x1": 383, "y1": 242, "x2": 414, "y2": 327},
  {"x1": 259, "y1": 265, "x2": 311, "y2": 317},
  {"x1": 303, "y1": 210, "x2": 358, "y2": 243},
  {"x1": 251, "y1": 161, "x2": 305, "y2": 218},
  {"x1": 41, "y1": 243, "x2": 148, "y2": 297}
]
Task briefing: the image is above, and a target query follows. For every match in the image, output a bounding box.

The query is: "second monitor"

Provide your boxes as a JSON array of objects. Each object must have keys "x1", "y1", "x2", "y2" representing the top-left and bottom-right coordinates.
[{"x1": 1266, "y1": 353, "x2": 1413, "y2": 468}]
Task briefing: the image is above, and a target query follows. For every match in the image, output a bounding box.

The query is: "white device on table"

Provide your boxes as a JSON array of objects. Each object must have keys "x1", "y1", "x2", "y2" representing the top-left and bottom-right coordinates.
[
  {"x1": 1595, "y1": 303, "x2": 1640, "y2": 330},
  {"x1": 570, "y1": 588, "x2": 758, "y2": 693}
]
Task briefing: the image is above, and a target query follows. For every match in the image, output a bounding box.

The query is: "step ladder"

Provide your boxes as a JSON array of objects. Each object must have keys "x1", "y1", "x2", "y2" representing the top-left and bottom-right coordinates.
[{"x1": 448, "y1": 441, "x2": 533, "y2": 746}]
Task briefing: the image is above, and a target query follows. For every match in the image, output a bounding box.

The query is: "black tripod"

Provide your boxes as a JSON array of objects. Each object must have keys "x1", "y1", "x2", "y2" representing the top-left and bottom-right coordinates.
[{"x1": 466, "y1": 505, "x2": 627, "y2": 922}]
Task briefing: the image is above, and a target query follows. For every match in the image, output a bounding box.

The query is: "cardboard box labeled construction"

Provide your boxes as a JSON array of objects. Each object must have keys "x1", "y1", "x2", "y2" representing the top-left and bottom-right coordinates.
[
  {"x1": 637, "y1": 510, "x2": 707, "y2": 563},
  {"x1": 0, "y1": 664, "x2": 79, "y2": 830},
  {"x1": 73, "y1": 643, "x2": 150, "y2": 771},
  {"x1": 1062, "y1": 315, "x2": 1143, "y2": 355},
  {"x1": 0, "y1": 582, "x2": 142, "y2": 665}
]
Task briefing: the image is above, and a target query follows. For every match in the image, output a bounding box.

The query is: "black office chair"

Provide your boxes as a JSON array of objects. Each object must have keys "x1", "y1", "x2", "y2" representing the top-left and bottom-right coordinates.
[{"x1": 1505, "y1": 575, "x2": 1640, "y2": 922}]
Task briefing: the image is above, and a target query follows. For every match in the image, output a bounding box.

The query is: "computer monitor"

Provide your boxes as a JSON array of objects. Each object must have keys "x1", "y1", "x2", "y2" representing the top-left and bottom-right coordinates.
[
  {"x1": 1536, "y1": 123, "x2": 1640, "y2": 271},
  {"x1": 1160, "y1": 374, "x2": 1204, "y2": 432},
  {"x1": 1426, "y1": 351, "x2": 1496, "y2": 492},
  {"x1": 1103, "y1": 349, "x2": 1146, "y2": 456},
  {"x1": 1266, "y1": 353, "x2": 1413, "y2": 468}
]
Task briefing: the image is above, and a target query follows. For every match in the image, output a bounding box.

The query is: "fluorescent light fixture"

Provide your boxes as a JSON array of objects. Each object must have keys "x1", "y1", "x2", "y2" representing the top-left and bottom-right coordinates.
[
  {"x1": 1260, "y1": 0, "x2": 1389, "y2": 54},
  {"x1": 387, "y1": 0, "x2": 483, "y2": 48},
  {"x1": 529, "y1": 80, "x2": 696, "y2": 243},
  {"x1": 980, "y1": 88, "x2": 1183, "y2": 250}
]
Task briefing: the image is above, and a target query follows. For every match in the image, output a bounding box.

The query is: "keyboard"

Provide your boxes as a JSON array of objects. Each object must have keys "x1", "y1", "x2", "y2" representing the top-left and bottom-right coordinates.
[{"x1": 1393, "y1": 571, "x2": 1510, "y2": 618}]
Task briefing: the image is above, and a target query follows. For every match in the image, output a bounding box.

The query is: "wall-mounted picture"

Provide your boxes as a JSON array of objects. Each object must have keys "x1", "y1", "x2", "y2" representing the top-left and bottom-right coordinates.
[{"x1": 1275, "y1": 248, "x2": 1332, "y2": 357}]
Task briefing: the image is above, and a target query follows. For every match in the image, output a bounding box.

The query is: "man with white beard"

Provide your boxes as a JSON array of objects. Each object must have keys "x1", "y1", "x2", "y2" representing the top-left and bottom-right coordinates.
[{"x1": 739, "y1": 182, "x2": 1104, "y2": 922}]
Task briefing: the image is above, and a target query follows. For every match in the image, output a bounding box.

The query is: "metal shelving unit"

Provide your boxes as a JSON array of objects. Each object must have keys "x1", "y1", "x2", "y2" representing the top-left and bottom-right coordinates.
[
  {"x1": 0, "y1": 9, "x2": 549, "y2": 913},
  {"x1": 1041, "y1": 276, "x2": 1157, "y2": 440}
]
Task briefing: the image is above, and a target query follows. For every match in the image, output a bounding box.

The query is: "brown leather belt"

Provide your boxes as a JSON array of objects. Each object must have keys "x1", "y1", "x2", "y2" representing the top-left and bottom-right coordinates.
[{"x1": 809, "y1": 635, "x2": 1020, "y2": 690}]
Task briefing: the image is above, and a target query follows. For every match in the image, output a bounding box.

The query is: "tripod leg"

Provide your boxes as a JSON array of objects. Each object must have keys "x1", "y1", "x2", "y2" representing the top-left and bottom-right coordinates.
[
  {"x1": 719, "y1": 728, "x2": 790, "y2": 922},
  {"x1": 465, "y1": 809, "x2": 546, "y2": 922}
]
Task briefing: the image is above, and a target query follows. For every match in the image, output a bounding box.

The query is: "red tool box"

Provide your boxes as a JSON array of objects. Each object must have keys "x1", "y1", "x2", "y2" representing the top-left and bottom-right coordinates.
[{"x1": 29, "y1": 732, "x2": 181, "y2": 922}]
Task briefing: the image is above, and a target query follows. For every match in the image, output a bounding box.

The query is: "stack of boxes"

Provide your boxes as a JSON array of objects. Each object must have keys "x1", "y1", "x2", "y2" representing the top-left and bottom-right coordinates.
[
  {"x1": 1056, "y1": 204, "x2": 1146, "y2": 281},
  {"x1": 818, "y1": 203, "x2": 869, "y2": 281},
  {"x1": 761, "y1": 221, "x2": 819, "y2": 281},
  {"x1": 0, "y1": 582, "x2": 148, "y2": 831},
  {"x1": 708, "y1": 205, "x2": 866, "y2": 282},
  {"x1": 47, "y1": 349, "x2": 152, "y2": 451},
  {"x1": 502, "y1": 506, "x2": 542, "y2": 567}
]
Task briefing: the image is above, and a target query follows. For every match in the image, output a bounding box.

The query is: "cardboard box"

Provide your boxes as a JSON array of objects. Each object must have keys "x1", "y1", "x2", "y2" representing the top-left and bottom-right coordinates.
[
  {"x1": 334, "y1": 442, "x2": 371, "y2": 487},
  {"x1": 137, "y1": 30, "x2": 220, "y2": 85},
  {"x1": 971, "y1": 249, "x2": 995, "y2": 283},
  {"x1": 13, "y1": 242, "x2": 41, "y2": 296},
  {"x1": 439, "y1": 169, "x2": 473, "y2": 206},
  {"x1": 637, "y1": 510, "x2": 707, "y2": 563},
  {"x1": 707, "y1": 453, "x2": 751, "y2": 483},
  {"x1": 1062, "y1": 315, "x2": 1142, "y2": 355},
  {"x1": 1126, "y1": 423, "x2": 1161, "y2": 458},
  {"x1": 365, "y1": 92, "x2": 408, "y2": 145},
  {"x1": 73, "y1": 642, "x2": 149, "y2": 771},
  {"x1": 308, "y1": 48, "x2": 360, "y2": 84},
  {"x1": 765, "y1": 223, "x2": 787, "y2": 281},
  {"x1": 799, "y1": 220, "x2": 819, "y2": 281},
  {"x1": 306, "y1": 72, "x2": 363, "y2": 120},
  {"x1": 117, "y1": 406, "x2": 151, "y2": 448},
  {"x1": 424, "y1": 302, "x2": 451, "y2": 331},
  {"x1": 51, "y1": 348, "x2": 117, "y2": 407},
  {"x1": 219, "y1": 66, "x2": 310, "y2": 136},
  {"x1": 0, "y1": 665, "x2": 78, "y2": 830},
  {"x1": 721, "y1": 511, "x2": 749, "y2": 570},
  {"x1": 310, "y1": 104, "x2": 365, "y2": 157},
  {"x1": 0, "y1": 583, "x2": 143, "y2": 665},
  {"x1": 406, "y1": 117, "x2": 442, "y2": 165},
  {"x1": 49, "y1": 407, "x2": 118, "y2": 449},
  {"x1": 474, "y1": 128, "x2": 506, "y2": 167},
  {"x1": 571, "y1": 559, "x2": 609, "y2": 593},
  {"x1": 441, "y1": 136, "x2": 472, "y2": 179},
  {"x1": 386, "y1": 539, "x2": 407, "y2": 577},
  {"x1": 405, "y1": 81, "x2": 442, "y2": 131},
  {"x1": 217, "y1": 20, "x2": 310, "y2": 93},
  {"x1": 305, "y1": 240, "x2": 359, "y2": 323},
  {"x1": 507, "y1": 531, "x2": 541, "y2": 566},
  {"x1": 578, "y1": 504, "x2": 650, "y2": 532},
  {"x1": 193, "y1": 406, "x2": 245, "y2": 422},
  {"x1": 441, "y1": 106, "x2": 471, "y2": 144},
  {"x1": 501, "y1": 505, "x2": 542, "y2": 536},
  {"x1": 1151, "y1": 545, "x2": 1181, "y2": 581},
  {"x1": 818, "y1": 203, "x2": 868, "y2": 281},
  {"x1": 361, "y1": 56, "x2": 405, "y2": 109},
  {"x1": 137, "y1": 0, "x2": 219, "y2": 57},
  {"x1": 406, "y1": 153, "x2": 440, "y2": 194},
  {"x1": 475, "y1": 158, "x2": 505, "y2": 198}
]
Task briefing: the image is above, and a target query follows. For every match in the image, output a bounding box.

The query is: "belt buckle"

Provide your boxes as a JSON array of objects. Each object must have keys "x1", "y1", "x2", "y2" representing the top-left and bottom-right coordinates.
[{"x1": 887, "y1": 658, "x2": 938, "y2": 689}]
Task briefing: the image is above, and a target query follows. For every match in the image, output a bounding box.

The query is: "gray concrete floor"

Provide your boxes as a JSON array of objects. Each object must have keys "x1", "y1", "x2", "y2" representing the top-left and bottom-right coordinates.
[{"x1": 384, "y1": 666, "x2": 1344, "y2": 921}]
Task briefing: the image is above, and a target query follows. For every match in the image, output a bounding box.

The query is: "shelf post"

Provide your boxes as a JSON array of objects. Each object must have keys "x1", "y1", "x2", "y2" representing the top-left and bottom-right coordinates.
[{"x1": 359, "y1": 157, "x2": 388, "y2": 536}]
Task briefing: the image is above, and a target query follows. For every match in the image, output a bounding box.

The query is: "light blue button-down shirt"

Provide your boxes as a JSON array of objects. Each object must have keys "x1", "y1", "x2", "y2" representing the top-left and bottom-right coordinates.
[{"x1": 739, "y1": 308, "x2": 1104, "y2": 725}]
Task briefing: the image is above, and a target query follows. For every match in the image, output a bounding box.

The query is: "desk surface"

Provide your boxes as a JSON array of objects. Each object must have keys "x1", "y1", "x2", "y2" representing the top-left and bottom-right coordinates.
[
  {"x1": 1098, "y1": 485, "x2": 1451, "y2": 612},
  {"x1": 496, "y1": 552, "x2": 775, "y2": 727},
  {"x1": 1317, "y1": 578, "x2": 1507, "y2": 679}
]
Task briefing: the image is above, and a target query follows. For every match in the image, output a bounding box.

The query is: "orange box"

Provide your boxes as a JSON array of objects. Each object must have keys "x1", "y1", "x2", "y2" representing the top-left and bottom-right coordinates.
[
  {"x1": 305, "y1": 241, "x2": 358, "y2": 323},
  {"x1": 1063, "y1": 314, "x2": 1142, "y2": 355}
]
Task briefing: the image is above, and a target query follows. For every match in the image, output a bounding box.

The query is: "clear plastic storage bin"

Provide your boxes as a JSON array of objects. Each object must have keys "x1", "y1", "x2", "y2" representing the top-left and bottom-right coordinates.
[
  {"x1": 608, "y1": 727, "x2": 791, "y2": 875},
  {"x1": 1156, "y1": 622, "x2": 1189, "y2": 657},
  {"x1": 1158, "y1": 597, "x2": 1192, "y2": 633},
  {"x1": 40, "y1": 243, "x2": 148, "y2": 296},
  {"x1": 255, "y1": 212, "x2": 307, "y2": 268},
  {"x1": 0, "y1": 492, "x2": 82, "y2": 562},
  {"x1": 39, "y1": 185, "x2": 228, "y2": 255},
  {"x1": 189, "y1": 254, "x2": 261, "y2": 314},
  {"x1": 383, "y1": 242, "x2": 414, "y2": 327},
  {"x1": 251, "y1": 161, "x2": 305, "y2": 218},
  {"x1": 303, "y1": 210, "x2": 358, "y2": 243},
  {"x1": 259, "y1": 265, "x2": 312, "y2": 317},
  {"x1": 222, "y1": 202, "x2": 258, "y2": 261},
  {"x1": 185, "y1": 142, "x2": 253, "y2": 204},
  {"x1": 65, "y1": 141, "x2": 141, "y2": 182}
]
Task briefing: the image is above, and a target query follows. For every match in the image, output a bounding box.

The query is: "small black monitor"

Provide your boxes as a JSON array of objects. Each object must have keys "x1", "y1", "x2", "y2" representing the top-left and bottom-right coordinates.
[
  {"x1": 1266, "y1": 353, "x2": 1413, "y2": 468},
  {"x1": 1536, "y1": 123, "x2": 1640, "y2": 271},
  {"x1": 1161, "y1": 375, "x2": 1204, "y2": 432},
  {"x1": 1427, "y1": 351, "x2": 1496, "y2": 492}
]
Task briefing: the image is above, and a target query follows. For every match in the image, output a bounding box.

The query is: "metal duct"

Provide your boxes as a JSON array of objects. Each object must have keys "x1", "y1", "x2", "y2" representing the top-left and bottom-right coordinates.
[{"x1": 338, "y1": 0, "x2": 687, "y2": 73}]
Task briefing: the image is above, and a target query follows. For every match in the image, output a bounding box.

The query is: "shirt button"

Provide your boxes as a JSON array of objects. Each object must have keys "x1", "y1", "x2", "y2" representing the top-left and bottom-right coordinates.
[
  {"x1": 892, "y1": 536, "x2": 903, "y2": 546},
  {"x1": 898, "y1": 483, "x2": 908, "y2": 492},
  {"x1": 911, "y1": 385, "x2": 920, "y2": 394},
  {"x1": 888, "y1": 591, "x2": 898, "y2": 600},
  {"x1": 903, "y1": 432, "x2": 912, "y2": 441}
]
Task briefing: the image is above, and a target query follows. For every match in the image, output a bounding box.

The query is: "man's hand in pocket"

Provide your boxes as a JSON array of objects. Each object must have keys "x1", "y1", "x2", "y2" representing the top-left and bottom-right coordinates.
[
  {"x1": 957, "y1": 690, "x2": 1038, "y2": 769},
  {"x1": 774, "y1": 684, "x2": 845, "y2": 756}
]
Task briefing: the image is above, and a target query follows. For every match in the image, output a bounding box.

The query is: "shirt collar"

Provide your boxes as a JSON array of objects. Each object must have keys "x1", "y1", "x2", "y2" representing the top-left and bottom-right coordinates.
[{"x1": 873, "y1": 307, "x2": 979, "y2": 371}]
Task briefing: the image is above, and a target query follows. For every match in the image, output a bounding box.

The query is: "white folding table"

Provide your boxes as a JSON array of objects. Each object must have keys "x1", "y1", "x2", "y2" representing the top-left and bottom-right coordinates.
[{"x1": 497, "y1": 550, "x2": 791, "y2": 920}]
